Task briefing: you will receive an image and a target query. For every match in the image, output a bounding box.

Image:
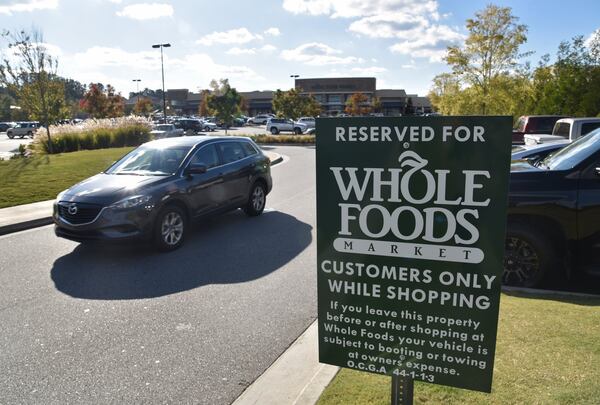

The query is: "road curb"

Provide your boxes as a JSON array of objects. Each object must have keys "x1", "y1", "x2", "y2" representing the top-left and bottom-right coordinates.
[
  {"x1": 232, "y1": 320, "x2": 339, "y2": 405},
  {"x1": 502, "y1": 286, "x2": 600, "y2": 299},
  {"x1": 0, "y1": 216, "x2": 53, "y2": 236}
]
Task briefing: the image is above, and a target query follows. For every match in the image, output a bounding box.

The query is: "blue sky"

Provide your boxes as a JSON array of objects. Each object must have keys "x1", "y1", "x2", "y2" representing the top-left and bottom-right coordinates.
[{"x1": 1, "y1": 0, "x2": 598, "y2": 97}]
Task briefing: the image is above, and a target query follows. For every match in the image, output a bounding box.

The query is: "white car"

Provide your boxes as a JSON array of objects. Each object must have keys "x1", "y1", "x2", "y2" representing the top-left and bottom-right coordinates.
[
  {"x1": 200, "y1": 120, "x2": 217, "y2": 132},
  {"x1": 266, "y1": 118, "x2": 307, "y2": 134},
  {"x1": 249, "y1": 114, "x2": 275, "y2": 125},
  {"x1": 296, "y1": 117, "x2": 315, "y2": 129},
  {"x1": 150, "y1": 124, "x2": 184, "y2": 138}
]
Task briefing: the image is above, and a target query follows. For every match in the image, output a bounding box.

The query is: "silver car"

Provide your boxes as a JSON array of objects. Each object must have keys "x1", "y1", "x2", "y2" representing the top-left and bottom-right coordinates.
[{"x1": 266, "y1": 118, "x2": 307, "y2": 135}]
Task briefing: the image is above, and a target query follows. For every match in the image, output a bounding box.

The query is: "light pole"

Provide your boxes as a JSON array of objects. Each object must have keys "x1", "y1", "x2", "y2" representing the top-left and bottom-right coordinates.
[
  {"x1": 290, "y1": 74, "x2": 299, "y2": 90},
  {"x1": 132, "y1": 79, "x2": 141, "y2": 103},
  {"x1": 152, "y1": 43, "x2": 171, "y2": 123}
]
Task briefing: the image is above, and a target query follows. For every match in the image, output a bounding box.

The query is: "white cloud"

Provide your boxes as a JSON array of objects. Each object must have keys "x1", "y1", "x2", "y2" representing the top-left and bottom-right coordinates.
[
  {"x1": 282, "y1": 0, "x2": 440, "y2": 19},
  {"x1": 389, "y1": 25, "x2": 464, "y2": 62},
  {"x1": 348, "y1": 12, "x2": 428, "y2": 38},
  {"x1": 116, "y1": 3, "x2": 174, "y2": 20},
  {"x1": 264, "y1": 27, "x2": 281, "y2": 36},
  {"x1": 282, "y1": 0, "x2": 463, "y2": 63},
  {"x1": 57, "y1": 46, "x2": 266, "y2": 94},
  {"x1": 226, "y1": 44, "x2": 277, "y2": 55},
  {"x1": 281, "y1": 42, "x2": 363, "y2": 65},
  {"x1": 0, "y1": 0, "x2": 58, "y2": 15},
  {"x1": 197, "y1": 28, "x2": 262, "y2": 46}
]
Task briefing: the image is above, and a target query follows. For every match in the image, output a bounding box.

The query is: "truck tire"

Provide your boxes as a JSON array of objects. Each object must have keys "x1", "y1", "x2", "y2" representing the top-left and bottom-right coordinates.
[{"x1": 503, "y1": 222, "x2": 559, "y2": 288}]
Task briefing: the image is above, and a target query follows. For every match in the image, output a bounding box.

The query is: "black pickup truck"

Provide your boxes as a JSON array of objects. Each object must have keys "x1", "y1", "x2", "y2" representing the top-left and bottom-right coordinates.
[{"x1": 505, "y1": 128, "x2": 600, "y2": 287}]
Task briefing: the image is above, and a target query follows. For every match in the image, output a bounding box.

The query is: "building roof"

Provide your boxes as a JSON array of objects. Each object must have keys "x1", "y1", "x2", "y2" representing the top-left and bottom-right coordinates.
[
  {"x1": 375, "y1": 89, "x2": 407, "y2": 98},
  {"x1": 239, "y1": 90, "x2": 274, "y2": 100},
  {"x1": 166, "y1": 89, "x2": 189, "y2": 100}
]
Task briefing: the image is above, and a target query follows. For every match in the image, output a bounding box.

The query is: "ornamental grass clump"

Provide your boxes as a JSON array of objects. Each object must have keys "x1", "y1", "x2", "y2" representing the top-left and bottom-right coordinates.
[{"x1": 33, "y1": 116, "x2": 153, "y2": 154}]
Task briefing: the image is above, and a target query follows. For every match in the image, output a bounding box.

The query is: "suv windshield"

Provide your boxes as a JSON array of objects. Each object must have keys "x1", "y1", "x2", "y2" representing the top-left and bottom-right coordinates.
[
  {"x1": 540, "y1": 129, "x2": 600, "y2": 170},
  {"x1": 106, "y1": 145, "x2": 191, "y2": 175}
]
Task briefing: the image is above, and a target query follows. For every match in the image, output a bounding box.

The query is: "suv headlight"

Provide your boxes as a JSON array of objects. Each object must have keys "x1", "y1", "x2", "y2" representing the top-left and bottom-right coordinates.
[{"x1": 110, "y1": 195, "x2": 152, "y2": 210}]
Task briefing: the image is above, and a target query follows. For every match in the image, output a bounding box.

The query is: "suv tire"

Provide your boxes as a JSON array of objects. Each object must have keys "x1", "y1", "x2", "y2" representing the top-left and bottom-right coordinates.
[
  {"x1": 503, "y1": 222, "x2": 558, "y2": 288},
  {"x1": 243, "y1": 182, "x2": 266, "y2": 216},
  {"x1": 270, "y1": 127, "x2": 279, "y2": 135},
  {"x1": 154, "y1": 205, "x2": 187, "y2": 251},
  {"x1": 294, "y1": 127, "x2": 302, "y2": 135}
]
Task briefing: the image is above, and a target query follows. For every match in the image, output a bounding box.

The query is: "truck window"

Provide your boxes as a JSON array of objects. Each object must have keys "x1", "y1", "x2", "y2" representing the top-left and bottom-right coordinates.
[
  {"x1": 553, "y1": 122, "x2": 571, "y2": 139},
  {"x1": 537, "y1": 117, "x2": 558, "y2": 133},
  {"x1": 581, "y1": 122, "x2": 600, "y2": 136}
]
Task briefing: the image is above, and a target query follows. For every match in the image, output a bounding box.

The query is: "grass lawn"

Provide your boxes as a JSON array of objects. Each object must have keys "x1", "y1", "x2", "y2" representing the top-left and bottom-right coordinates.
[
  {"x1": 0, "y1": 147, "x2": 133, "y2": 208},
  {"x1": 318, "y1": 292, "x2": 600, "y2": 405}
]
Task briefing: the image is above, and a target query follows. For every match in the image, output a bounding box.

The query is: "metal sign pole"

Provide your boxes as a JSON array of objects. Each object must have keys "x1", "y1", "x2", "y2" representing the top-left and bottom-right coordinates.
[{"x1": 391, "y1": 376, "x2": 414, "y2": 405}]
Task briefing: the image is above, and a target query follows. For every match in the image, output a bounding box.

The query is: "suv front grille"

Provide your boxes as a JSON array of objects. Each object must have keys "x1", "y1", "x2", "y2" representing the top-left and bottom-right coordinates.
[{"x1": 58, "y1": 202, "x2": 104, "y2": 225}]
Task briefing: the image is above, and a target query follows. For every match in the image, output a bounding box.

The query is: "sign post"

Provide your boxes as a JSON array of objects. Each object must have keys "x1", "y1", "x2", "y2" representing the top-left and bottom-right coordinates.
[{"x1": 316, "y1": 116, "x2": 512, "y2": 397}]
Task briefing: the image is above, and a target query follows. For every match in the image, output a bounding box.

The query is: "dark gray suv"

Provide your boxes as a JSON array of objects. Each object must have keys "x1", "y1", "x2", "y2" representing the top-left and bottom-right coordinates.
[{"x1": 54, "y1": 136, "x2": 272, "y2": 250}]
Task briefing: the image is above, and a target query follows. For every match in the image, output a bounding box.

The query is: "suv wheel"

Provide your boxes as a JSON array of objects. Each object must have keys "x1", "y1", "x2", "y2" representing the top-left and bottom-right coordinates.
[
  {"x1": 154, "y1": 206, "x2": 187, "y2": 251},
  {"x1": 294, "y1": 127, "x2": 302, "y2": 135},
  {"x1": 243, "y1": 182, "x2": 266, "y2": 216},
  {"x1": 503, "y1": 223, "x2": 558, "y2": 287},
  {"x1": 27, "y1": 131, "x2": 33, "y2": 138},
  {"x1": 270, "y1": 127, "x2": 279, "y2": 135},
  {"x1": 7, "y1": 133, "x2": 14, "y2": 139}
]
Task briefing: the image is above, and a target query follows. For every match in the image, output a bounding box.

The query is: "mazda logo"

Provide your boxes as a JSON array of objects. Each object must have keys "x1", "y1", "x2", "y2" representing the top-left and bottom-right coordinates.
[{"x1": 68, "y1": 204, "x2": 78, "y2": 215}]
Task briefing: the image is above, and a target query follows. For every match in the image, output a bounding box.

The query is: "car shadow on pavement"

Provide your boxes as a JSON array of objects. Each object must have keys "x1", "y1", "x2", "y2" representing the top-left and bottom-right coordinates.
[{"x1": 50, "y1": 209, "x2": 313, "y2": 300}]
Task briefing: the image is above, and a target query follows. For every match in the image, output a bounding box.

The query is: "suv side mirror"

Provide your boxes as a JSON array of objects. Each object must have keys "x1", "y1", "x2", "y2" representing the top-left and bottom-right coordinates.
[{"x1": 185, "y1": 164, "x2": 207, "y2": 176}]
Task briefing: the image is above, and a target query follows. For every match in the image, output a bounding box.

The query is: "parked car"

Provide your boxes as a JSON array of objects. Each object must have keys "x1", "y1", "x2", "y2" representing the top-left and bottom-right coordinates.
[
  {"x1": 150, "y1": 124, "x2": 184, "y2": 139},
  {"x1": 0, "y1": 122, "x2": 16, "y2": 132},
  {"x1": 511, "y1": 140, "x2": 569, "y2": 163},
  {"x1": 200, "y1": 119, "x2": 217, "y2": 132},
  {"x1": 296, "y1": 117, "x2": 315, "y2": 129},
  {"x1": 512, "y1": 115, "x2": 568, "y2": 144},
  {"x1": 505, "y1": 127, "x2": 600, "y2": 287},
  {"x1": 53, "y1": 136, "x2": 272, "y2": 251},
  {"x1": 524, "y1": 117, "x2": 600, "y2": 145},
  {"x1": 266, "y1": 118, "x2": 307, "y2": 135},
  {"x1": 174, "y1": 119, "x2": 203, "y2": 134},
  {"x1": 6, "y1": 122, "x2": 39, "y2": 139},
  {"x1": 249, "y1": 114, "x2": 275, "y2": 125}
]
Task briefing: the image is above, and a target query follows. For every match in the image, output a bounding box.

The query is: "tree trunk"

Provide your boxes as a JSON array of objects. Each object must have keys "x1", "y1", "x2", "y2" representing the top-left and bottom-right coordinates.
[{"x1": 45, "y1": 125, "x2": 53, "y2": 154}]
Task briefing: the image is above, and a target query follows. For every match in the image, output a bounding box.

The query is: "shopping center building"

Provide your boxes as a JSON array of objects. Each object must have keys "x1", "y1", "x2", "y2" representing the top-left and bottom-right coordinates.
[{"x1": 152, "y1": 77, "x2": 431, "y2": 117}]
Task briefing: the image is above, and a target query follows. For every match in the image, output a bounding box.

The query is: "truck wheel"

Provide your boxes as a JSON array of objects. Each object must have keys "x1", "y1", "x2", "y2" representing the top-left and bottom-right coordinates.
[{"x1": 503, "y1": 223, "x2": 559, "y2": 288}]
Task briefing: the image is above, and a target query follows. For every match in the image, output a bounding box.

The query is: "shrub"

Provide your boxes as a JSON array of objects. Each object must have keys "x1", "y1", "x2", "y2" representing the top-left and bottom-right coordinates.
[
  {"x1": 247, "y1": 134, "x2": 315, "y2": 144},
  {"x1": 33, "y1": 117, "x2": 153, "y2": 154}
]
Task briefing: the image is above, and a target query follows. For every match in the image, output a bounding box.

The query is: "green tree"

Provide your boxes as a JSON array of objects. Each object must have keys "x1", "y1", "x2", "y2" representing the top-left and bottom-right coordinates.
[
  {"x1": 273, "y1": 88, "x2": 321, "y2": 119},
  {"x1": 531, "y1": 33, "x2": 600, "y2": 116},
  {"x1": 0, "y1": 29, "x2": 68, "y2": 153},
  {"x1": 444, "y1": 5, "x2": 529, "y2": 114},
  {"x1": 345, "y1": 92, "x2": 371, "y2": 116},
  {"x1": 206, "y1": 79, "x2": 241, "y2": 135}
]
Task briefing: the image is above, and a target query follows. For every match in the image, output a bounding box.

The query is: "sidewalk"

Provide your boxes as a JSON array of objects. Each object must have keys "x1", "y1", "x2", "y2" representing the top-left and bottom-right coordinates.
[
  {"x1": 0, "y1": 150, "x2": 283, "y2": 236},
  {"x1": 233, "y1": 321, "x2": 338, "y2": 405}
]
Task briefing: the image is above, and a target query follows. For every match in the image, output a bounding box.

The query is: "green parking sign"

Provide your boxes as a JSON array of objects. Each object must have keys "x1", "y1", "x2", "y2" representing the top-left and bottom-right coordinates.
[{"x1": 316, "y1": 116, "x2": 512, "y2": 392}]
